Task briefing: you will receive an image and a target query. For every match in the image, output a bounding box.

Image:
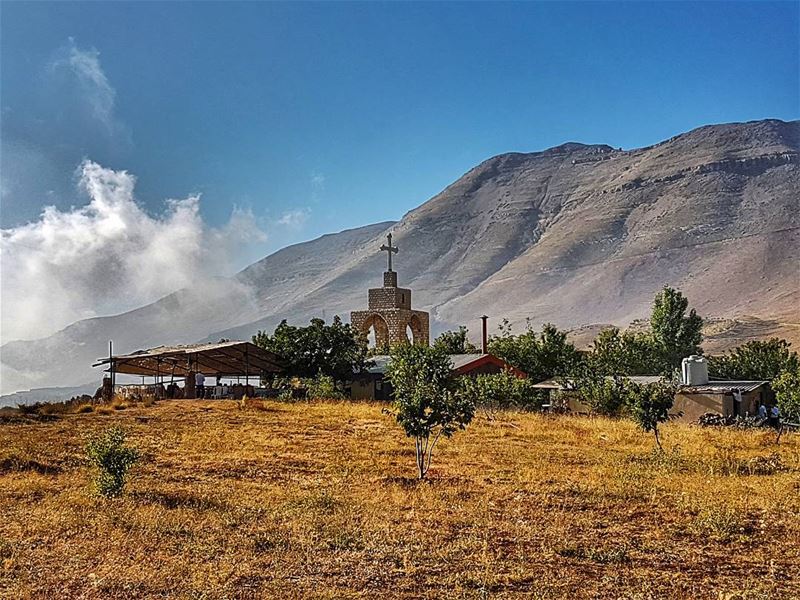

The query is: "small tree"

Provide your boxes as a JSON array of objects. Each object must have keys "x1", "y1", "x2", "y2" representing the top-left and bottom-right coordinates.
[
  {"x1": 626, "y1": 381, "x2": 676, "y2": 451},
  {"x1": 433, "y1": 326, "x2": 479, "y2": 354},
  {"x1": 385, "y1": 344, "x2": 474, "y2": 479},
  {"x1": 773, "y1": 367, "x2": 800, "y2": 442},
  {"x1": 85, "y1": 427, "x2": 140, "y2": 498}
]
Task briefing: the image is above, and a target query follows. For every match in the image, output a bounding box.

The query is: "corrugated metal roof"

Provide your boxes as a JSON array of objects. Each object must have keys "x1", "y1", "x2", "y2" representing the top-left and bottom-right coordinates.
[
  {"x1": 92, "y1": 340, "x2": 285, "y2": 376},
  {"x1": 680, "y1": 380, "x2": 768, "y2": 394},
  {"x1": 531, "y1": 377, "x2": 768, "y2": 394},
  {"x1": 101, "y1": 340, "x2": 250, "y2": 361},
  {"x1": 367, "y1": 354, "x2": 496, "y2": 375},
  {"x1": 531, "y1": 375, "x2": 663, "y2": 389}
]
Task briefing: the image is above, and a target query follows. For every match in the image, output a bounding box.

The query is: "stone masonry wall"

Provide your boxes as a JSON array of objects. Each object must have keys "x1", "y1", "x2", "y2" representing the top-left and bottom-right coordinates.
[
  {"x1": 368, "y1": 287, "x2": 411, "y2": 310},
  {"x1": 351, "y1": 270, "x2": 430, "y2": 348}
]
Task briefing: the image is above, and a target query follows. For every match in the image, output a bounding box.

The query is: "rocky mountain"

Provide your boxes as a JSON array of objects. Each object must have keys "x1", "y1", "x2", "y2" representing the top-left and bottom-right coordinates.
[{"x1": 2, "y1": 119, "x2": 798, "y2": 396}]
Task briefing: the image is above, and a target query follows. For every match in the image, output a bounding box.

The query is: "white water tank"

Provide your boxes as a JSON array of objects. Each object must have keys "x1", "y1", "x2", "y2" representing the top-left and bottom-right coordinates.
[{"x1": 681, "y1": 355, "x2": 708, "y2": 386}]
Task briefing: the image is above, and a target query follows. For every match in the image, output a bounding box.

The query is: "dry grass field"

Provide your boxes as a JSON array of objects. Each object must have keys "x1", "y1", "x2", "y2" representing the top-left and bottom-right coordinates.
[{"x1": 1, "y1": 399, "x2": 798, "y2": 599}]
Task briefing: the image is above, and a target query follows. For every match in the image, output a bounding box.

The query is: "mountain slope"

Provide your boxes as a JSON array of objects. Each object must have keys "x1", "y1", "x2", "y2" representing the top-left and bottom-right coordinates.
[{"x1": 2, "y1": 119, "x2": 798, "y2": 394}]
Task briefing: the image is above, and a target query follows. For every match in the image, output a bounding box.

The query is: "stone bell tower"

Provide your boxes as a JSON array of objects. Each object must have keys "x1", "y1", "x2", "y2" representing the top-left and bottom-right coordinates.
[{"x1": 350, "y1": 233, "x2": 430, "y2": 349}]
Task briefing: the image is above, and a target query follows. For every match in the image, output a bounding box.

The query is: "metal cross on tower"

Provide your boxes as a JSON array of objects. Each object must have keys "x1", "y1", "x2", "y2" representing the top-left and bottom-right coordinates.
[{"x1": 380, "y1": 233, "x2": 399, "y2": 272}]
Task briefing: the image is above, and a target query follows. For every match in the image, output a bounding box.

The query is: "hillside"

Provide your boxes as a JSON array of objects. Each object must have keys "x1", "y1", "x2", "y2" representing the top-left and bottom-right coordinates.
[
  {"x1": 2, "y1": 119, "x2": 798, "y2": 394},
  {"x1": 1, "y1": 400, "x2": 798, "y2": 598}
]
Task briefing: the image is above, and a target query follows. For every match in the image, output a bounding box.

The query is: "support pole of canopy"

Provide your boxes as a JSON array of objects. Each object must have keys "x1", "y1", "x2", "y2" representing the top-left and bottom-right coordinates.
[
  {"x1": 109, "y1": 340, "x2": 115, "y2": 391},
  {"x1": 245, "y1": 345, "x2": 250, "y2": 389}
]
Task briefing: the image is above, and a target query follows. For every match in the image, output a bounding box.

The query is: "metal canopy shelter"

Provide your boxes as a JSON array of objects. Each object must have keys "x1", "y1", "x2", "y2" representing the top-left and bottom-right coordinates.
[{"x1": 93, "y1": 340, "x2": 285, "y2": 378}]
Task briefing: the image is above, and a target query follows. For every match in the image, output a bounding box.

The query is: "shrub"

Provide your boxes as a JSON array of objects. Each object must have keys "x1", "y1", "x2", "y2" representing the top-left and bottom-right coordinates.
[
  {"x1": 304, "y1": 373, "x2": 345, "y2": 400},
  {"x1": 17, "y1": 402, "x2": 41, "y2": 415},
  {"x1": 692, "y1": 507, "x2": 750, "y2": 542},
  {"x1": 570, "y1": 368, "x2": 635, "y2": 416},
  {"x1": 459, "y1": 371, "x2": 543, "y2": 418},
  {"x1": 85, "y1": 427, "x2": 140, "y2": 498}
]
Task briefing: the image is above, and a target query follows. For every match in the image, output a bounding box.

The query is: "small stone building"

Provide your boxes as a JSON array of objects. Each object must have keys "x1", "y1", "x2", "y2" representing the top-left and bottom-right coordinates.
[
  {"x1": 350, "y1": 233, "x2": 430, "y2": 347},
  {"x1": 672, "y1": 380, "x2": 771, "y2": 422}
]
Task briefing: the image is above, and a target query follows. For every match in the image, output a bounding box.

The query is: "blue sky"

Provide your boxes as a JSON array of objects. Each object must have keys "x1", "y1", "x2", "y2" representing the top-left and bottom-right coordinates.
[{"x1": 2, "y1": 1, "x2": 798, "y2": 259}]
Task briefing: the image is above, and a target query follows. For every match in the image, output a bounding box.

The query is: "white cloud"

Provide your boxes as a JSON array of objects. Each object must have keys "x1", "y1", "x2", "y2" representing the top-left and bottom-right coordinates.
[
  {"x1": 50, "y1": 38, "x2": 120, "y2": 133},
  {"x1": 0, "y1": 160, "x2": 267, "y2": 343},
  {"x1": 311, "y1": 171, "x2": 325, "y2": 203},
  {"x1": 277, "y1": 208, "x2": 310, "y2": 229}
]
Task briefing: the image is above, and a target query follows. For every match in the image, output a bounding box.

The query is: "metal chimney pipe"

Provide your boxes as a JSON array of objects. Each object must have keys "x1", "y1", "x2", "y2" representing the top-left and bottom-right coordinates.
[{"x1": 481, "y1": 315, "x2": 488, "y2": 354}]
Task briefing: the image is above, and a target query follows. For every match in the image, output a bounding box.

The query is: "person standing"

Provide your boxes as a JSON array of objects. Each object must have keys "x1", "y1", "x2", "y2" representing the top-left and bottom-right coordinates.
[
  {"x1": 758, "y1": 403, "x2": 768, "y2": 422},
  {"x1": 195, "y1": 371, "x2": 206, "y2": 399},
  {"x1": 769, "y1": 405, "x2": 780, "y2": 429}
]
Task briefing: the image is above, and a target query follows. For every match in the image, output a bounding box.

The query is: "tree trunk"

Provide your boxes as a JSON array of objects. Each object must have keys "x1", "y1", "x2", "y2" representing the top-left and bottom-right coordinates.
[
  {"x1": 653, "y1": 425, "x2": 663, "y2": 452},
  {"x1": 416, "y1": 437, "x2": 426, "y2": 479}
]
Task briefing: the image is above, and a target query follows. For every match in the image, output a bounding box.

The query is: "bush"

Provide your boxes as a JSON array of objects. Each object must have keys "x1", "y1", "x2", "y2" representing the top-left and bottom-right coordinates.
[
  {"x1": 305, "y1": 373, "x2": 345, "y2": 400},
  {"x1": 270, "y1": 374, "x2": 345, "y2": 401},
  {"x1": 570, "y1": 368, "x2": 635, "y2": 416},
  {"x1": 459, "y1": 371, "x2": 543, "y2": 418},
  {"x1": 85, "y1": 427, "x2": 140, "y2": 498}
]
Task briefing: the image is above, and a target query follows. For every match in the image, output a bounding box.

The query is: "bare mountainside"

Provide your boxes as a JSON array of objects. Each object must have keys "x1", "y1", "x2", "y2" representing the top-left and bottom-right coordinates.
[{"x1": 2, "y1": 119, "x2": 798, "y2": 395}]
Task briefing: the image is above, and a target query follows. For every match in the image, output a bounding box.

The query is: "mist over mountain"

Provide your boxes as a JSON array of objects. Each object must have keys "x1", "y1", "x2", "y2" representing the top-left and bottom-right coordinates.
[{"x1": 2, "y1": 119, "x2": 798, "y2": 396}]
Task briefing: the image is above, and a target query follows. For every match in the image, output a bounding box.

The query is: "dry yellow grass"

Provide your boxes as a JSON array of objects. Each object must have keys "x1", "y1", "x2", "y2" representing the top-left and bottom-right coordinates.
[{"x1": 1, "y1": 399, "x2": 798, "y2": 599}]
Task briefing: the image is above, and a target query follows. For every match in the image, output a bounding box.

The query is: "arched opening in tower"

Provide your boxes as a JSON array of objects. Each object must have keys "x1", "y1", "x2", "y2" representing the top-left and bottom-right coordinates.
[
  {"x1": 361, "y1": 313, "x2": 389, "y2": 351},
  {"x1": 409, "y1": 314, "x2": 424, "y2": 346}
]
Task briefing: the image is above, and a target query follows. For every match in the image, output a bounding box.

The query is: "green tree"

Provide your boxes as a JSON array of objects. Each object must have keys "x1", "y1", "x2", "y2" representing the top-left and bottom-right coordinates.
[
  {"x1": 626, "y1": 380, "x2": 676, "y2": 451},
  {"x1": 773, "y1": 367, "x2": 800, "y2": 426},
  {"x1": 650, "y1": 287, "x2": 703, "y2": 375},
  {"x1": 488, "y1": 320, "x2": 581, "y2": 382},
  {"x1": 708, "y1": 339, "x2": 799, "y2": 382},
  {"x1": 253, "y1": 316, "x2": 370, "y2": 383},
  {"x1": 590, "y1": 327, "x2": 661, "y2": 376},
  {"x1": 433, "y1": 326, "x2": 479, "y2": 354},
  {"x1": 85, "y1": 427, "x2": 140, "y2": 498},
  {"x1": 386, "y1": 344, "x2": 474, "y2": 479}
]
